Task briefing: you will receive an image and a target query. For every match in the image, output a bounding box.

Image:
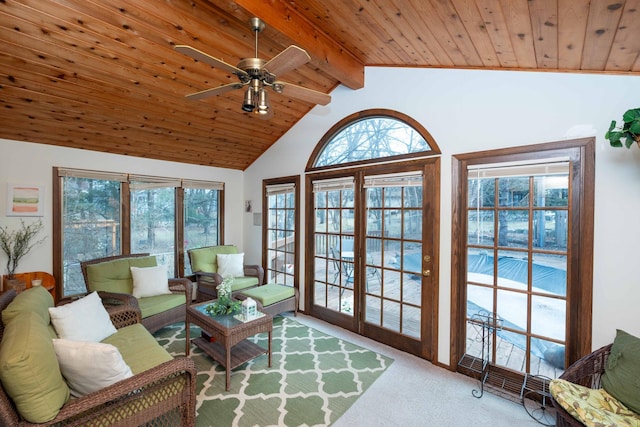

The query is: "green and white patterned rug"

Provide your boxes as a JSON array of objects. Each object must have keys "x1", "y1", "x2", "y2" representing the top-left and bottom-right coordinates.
[{"x1": 154, "y1": 316, "x2": 393, "y2": 427}]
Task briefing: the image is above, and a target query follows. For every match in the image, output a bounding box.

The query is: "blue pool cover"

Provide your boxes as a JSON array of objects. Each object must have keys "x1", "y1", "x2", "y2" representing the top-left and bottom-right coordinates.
[{"x1": 394, "y1": 252, "x2": 566, "y2": 368}]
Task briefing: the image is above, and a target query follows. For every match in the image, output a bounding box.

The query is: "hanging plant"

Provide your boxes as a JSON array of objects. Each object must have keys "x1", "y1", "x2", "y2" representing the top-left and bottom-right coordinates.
[{"x1": 605, "y1": 107, "x2": 640, "y2": 148}]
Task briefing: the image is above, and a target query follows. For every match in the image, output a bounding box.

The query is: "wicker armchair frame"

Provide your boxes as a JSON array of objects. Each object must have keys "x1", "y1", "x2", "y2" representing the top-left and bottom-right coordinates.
[
  {"x1": 0, "y1": 289, "x2": 197, "y2": 427},
  {"x1": 191, "y1": 266, "x2": 263, "y2": 302},
  {"x1": 550, "y1": 344, "x2": 613, "y2": 427},
  {"x1": 80, "y1": 253, "x2": 192, "y2": 333},
  {"x1": 187, "y1": 246, "x2": 264, "y2": 302}
]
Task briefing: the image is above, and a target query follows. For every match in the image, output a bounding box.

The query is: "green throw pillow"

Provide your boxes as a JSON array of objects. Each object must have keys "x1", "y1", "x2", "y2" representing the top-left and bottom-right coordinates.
[
  {"x1": 1, "y1": 285, "x2": 54, "y2": 326},
  {"x1": 86, "y1": 256, "x2": 157, "y2": 294},
  {"x1": 602, "y1": 329, "x2": 640, "y2": 414},
  {"x1": 0, "y1": 311, "x2": 69, "y2": 423}
]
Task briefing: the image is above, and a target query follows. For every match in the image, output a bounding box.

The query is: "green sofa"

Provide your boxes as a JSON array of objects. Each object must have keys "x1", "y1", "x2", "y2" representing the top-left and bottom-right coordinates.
[
  {"x1": 0, "y1": 286, "x2": 196, "y2": 426},
  {"x1": 187, "y1": 245, "x2": 263, "y2": 302},
  {"x1": 81, "y1": 254, "x2": 192, "y2": 333}
]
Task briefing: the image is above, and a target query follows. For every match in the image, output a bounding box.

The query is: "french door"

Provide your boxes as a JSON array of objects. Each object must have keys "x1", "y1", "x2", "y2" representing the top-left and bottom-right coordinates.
[{"x1": 307, "y1": 160, "x2": 439, "y2": 359}]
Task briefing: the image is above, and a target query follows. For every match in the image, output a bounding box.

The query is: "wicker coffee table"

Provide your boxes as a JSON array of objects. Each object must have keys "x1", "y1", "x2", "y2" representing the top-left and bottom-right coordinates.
[{"x1": 186, "y1": 301, "x2": 272, "y2": 390}]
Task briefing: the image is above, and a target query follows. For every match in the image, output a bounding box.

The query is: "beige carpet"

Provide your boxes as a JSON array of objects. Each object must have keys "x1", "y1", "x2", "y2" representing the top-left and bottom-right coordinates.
[{"x1": 293, "y1": 314, "x2": 544, "y2": 427}]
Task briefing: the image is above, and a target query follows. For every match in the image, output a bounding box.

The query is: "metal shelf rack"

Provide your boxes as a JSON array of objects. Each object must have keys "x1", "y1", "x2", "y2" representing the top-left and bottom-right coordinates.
[{"x1": 457, "y1": 310, "x2": 503, "y2": 398}]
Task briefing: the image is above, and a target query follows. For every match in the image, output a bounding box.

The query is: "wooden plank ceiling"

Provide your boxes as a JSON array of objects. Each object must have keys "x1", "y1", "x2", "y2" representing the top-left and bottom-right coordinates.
[{"x1": 1, "y1": 0, "x2": 638, "y2": 170}]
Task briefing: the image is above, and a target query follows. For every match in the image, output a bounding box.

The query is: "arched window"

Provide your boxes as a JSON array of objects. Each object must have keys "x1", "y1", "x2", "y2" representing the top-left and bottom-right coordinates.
[{"x1": 306, "y1": 109, "x2": 440, "y2": 171}]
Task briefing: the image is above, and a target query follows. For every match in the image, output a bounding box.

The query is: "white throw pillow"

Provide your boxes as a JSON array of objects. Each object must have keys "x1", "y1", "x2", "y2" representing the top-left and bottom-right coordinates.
[
  {"x1": 130, "y1": 265, "x2": 171, "y2": 298},
  {"x1": 217, "y1": 253, "x2": 245, "y2": 278},
  {"x1": 49, "y1": 291, "x2": 117, "y2": 342},
  {"x1": 52, "y1": 339, "x2": 133, "y2": 397}
]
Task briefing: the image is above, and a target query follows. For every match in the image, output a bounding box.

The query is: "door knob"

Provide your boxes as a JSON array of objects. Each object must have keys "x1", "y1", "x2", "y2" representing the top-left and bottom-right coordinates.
[{"x1": 423, "y1": 269, "x2": 431, "y2": 277}]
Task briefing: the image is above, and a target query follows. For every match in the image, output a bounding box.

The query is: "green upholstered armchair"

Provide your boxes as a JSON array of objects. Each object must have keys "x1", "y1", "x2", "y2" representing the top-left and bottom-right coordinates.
[
  {"x1": 81, "y1": 253, "x2": 192, "y2": 334},
  {"x1": 187, "y1": 245, "x2": 263, "y2": 302}
]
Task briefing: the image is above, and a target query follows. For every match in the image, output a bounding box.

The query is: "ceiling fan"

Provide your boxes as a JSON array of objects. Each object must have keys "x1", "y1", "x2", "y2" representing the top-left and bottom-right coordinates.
[{"x1": 175, "y1": 17, "x2": 331, "y2": 118}]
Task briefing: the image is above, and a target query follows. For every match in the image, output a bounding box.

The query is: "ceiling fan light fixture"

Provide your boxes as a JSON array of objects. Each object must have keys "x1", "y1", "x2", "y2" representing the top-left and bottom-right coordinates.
[
  {"x1": 242, "y1": 88, "x2": 255, "y2": 112},
  {"x1": 257, "y1": 88, "x2": 269, "y2": 114}
]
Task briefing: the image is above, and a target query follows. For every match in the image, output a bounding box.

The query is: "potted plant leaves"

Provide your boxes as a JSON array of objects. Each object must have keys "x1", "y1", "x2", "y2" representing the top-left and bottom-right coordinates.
[
  {"x1": 605, "y1": 107, "x2": 640, "y2": 148},
  {"x1": 0, "y1": 219, "x2": 45, "y2": 292},
  {"x1": 204, "y1": 277, "x2": 241, "y2": 316}
]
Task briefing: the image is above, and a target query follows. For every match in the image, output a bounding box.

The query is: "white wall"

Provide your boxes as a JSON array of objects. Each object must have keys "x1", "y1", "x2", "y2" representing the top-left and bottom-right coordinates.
[
  {"x1": 0, "y1": 138, "x2": 246, "y2": 274},
  {"x1": 244, "y1": 67, "x2": 640, "y2": 366}
]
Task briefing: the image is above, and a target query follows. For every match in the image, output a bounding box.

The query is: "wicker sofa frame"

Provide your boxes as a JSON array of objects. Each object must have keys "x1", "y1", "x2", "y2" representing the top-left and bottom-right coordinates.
[
  {"x1": 550, "y1": 344, "x2": 613, "y2": 427},
  {"x1": 81, "y1": 253, "x2": 192, "y2": 334},
  {"x1": 0, "y1": 289, "x2": 197, "y2": 426}
]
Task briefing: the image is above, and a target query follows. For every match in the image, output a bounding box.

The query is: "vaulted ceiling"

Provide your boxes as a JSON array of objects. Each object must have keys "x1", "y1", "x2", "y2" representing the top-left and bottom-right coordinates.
[{"x1": 1, "y1": 0, "x2": 639, "y2": 170}]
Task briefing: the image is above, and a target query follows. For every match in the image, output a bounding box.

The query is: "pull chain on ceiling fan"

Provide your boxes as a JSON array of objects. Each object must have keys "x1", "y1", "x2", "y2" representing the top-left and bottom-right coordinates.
[{"x1": 175, "y1": 17, "x2": 331, "y2": 118}]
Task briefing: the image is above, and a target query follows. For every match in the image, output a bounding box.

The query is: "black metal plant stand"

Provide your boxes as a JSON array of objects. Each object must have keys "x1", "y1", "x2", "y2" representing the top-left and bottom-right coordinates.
[
  {"x1": 520, "y1": 374, "x2": 557, "y2": 426},
  {"x1": 457, "y1": 310, "x2": 503, "y2": 398}
]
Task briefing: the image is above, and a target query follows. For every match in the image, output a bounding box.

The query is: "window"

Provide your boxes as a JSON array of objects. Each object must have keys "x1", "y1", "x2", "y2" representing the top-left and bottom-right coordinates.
[
  {"x1": 466, "y1": 161, "x2": 569, "y2": 376},
  {"x1": 364, "y1": 172, "x2": 424, "y2": 338},
  {"x1": 183, "y1": 180, "x2": 224, "y2": 276},
  {"x1": 263, "y1": 177, "x2": 299, "y2": 287},
  {"x1": 56, "y1": 169, "x2": 126, "y2": 296},
  {"x1": 307, "y1": 109, "x2": 439, "y2": 171},
  {"x1": 54, "y1": 168, "x2": 223, "y2": 297},
  {"x1": 312, "y1": 177, "x2": 356, "y2": 313},
  {"x1": 452, "y1": 138, "x2": 594, "y2": 390},
  {"x1": 130, "y1": 176, "x2": 180, "y2": 276}
]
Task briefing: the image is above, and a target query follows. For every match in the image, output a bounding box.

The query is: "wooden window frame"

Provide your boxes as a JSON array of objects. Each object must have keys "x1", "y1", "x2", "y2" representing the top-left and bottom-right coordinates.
[
  {"x1": 262, "y1": 175, "x2": 300, "y2": 289},
  {"x1": 450, "y1": 138, "x2": 595, "y2": 375},
  {"x1": 305, "y1": 109, "x2": 441, "y2": 172},
  {"x1": 53, "y1": 167, "x2": 225, "y2": 298}
]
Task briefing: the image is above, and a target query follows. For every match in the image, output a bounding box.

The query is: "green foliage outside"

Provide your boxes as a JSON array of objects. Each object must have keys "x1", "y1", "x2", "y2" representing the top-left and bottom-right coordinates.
[{"x1": 62, "y1": 176, "x2": 220, "y2": 295}]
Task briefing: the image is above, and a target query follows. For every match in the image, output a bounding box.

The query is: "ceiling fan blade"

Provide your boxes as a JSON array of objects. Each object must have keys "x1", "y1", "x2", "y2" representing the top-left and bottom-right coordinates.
[
  {"x1": 185, "y1": 82, "x2": 244, "y2": 100},
  {"x1": 175, "y1": 45, "x2": 247, "y2": 77},
  {"x1": 263, "y1": 45, "x2": 311, "y2": 77},
  {"x1": 273, "y1": 81, "x2": 331, "y2": 106}
]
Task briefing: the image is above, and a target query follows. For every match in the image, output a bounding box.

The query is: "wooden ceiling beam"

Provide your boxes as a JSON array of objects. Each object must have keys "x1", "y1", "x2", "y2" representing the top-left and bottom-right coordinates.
[{"x1": 231, "y1": 0, "x2": 364, "y2": 90}]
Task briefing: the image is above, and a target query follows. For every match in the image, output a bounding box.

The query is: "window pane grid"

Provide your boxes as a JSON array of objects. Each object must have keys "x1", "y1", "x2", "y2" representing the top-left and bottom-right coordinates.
[
  {"x1": 364, "y1": 185, "x2": 422, "y2": 338},
  {"x1": 466, "y1": 171, "x2": 568, "y2": 377},
  {"x1": 265, "y1": 186, "x2": 296, "y2": 287},
  {"x1": 313, "y1": 186, "x2": 355, "y2": 315}
]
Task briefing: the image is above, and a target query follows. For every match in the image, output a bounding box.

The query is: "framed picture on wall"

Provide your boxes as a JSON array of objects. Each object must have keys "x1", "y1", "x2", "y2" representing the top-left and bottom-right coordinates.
[{"x1": 6, "y1": 184, "x2": 45, "y2": 217}]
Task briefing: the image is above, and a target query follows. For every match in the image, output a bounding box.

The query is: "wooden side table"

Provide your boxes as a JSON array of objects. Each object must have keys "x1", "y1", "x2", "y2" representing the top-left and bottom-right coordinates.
[{"x1": 2, "y1": 272, "x2": 55, "y2": 301}]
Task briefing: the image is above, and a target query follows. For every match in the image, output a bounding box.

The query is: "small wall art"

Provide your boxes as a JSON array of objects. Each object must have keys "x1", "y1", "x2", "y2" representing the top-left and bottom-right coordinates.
[{"x1": 6, "y1": 184, "x2": 45, "y2": 217}]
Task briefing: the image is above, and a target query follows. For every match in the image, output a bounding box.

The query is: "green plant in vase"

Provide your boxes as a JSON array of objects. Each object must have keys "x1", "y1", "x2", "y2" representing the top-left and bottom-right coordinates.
[{"x1": 205, "y1": 277, "x2": 241, "y2": 316}]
